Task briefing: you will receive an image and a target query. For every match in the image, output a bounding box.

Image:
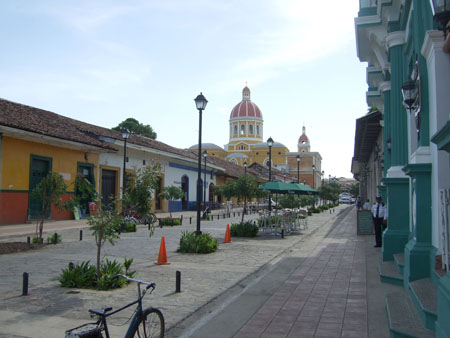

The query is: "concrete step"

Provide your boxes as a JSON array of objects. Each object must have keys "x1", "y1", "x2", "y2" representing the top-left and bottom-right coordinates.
[
  {"x1": 393, "y1": 253, "x2": 405, "y2": 275},
  {"x1": 409, "y1": 278, "x2": 437, "y2": 332},
  {"x1": 379, "y1": 260, "x2": 404, "y2": 286},
  {"x1": 385, "y1": 292, "x2": 434, "y2": 338}
]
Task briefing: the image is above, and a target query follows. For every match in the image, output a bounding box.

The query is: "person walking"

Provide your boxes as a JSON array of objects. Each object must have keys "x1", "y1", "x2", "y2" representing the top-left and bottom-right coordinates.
[{"x1": 371, "y1": 195, "x2": 386, "y2": 247}]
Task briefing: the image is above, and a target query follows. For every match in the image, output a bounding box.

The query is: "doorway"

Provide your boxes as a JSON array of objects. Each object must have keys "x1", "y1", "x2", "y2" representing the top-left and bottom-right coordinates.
[
  {"x1": 101, "y1": 169, "x2": 117, "y2": 210},
  {"x1": 28, "y1": 155, "x2": 52, "y2": 219},
  {"x1": 181, "y1": 176, "x2": 189, "y2": 210}
]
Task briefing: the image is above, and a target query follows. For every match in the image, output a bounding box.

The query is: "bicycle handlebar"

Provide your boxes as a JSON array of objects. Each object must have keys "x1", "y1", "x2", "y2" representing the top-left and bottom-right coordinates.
[{"x1": 113, "y1": 274, "x2": 155, "y2": 289}]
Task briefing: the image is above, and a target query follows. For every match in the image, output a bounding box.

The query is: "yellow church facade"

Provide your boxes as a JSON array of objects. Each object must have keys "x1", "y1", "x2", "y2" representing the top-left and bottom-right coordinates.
[{"x1": 190, "y1": 86, "x2": 322, "y2": 187}]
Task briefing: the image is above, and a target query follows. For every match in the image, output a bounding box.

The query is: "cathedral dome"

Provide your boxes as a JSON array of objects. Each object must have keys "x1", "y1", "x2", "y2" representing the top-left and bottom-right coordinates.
[{"x1": 230, "y1": 86, "x2": 263, "y2": 120}]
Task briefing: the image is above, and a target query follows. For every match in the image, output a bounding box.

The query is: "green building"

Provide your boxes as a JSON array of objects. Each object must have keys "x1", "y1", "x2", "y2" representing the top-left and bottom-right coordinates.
[{"x1": 353, "y1": 0, "x2": 450, "y2": 336}]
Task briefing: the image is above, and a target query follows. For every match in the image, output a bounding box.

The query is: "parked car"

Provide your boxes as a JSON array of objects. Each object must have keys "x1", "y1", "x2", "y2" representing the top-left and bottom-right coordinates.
[{"x1": 339, "y1": 196, "x2": 352, "y2": 204}]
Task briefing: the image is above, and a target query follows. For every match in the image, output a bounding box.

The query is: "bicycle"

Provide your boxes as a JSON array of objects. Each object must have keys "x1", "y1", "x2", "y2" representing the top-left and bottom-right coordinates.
[{"x1": 65, "y1": 275, "x2": 165, "y2": 338}]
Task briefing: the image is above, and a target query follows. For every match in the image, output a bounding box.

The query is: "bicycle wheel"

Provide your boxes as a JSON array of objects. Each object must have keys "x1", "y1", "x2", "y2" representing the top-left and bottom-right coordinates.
[{"x1": 134, "y1": 307, "x2": 164, "y2": 338}]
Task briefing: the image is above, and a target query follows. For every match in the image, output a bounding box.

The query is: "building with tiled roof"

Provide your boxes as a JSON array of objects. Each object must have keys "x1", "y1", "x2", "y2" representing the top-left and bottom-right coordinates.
[{"x1": 0, "y1": 98, "x2": 228, "y2": 224}]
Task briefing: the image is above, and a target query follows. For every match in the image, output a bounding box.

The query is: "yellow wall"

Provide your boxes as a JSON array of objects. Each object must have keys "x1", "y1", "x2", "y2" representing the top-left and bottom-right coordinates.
[{"x1": 1, "y1": 136, "x2": 99, "y2": 191}]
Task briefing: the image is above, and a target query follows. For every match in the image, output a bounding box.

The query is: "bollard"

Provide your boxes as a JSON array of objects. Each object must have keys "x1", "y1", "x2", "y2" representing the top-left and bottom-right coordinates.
[
  {"x1": 27, "y1": 236, "x2": 30, "y2": 244},
  {"x1": 330, "y1": 209, "x2": 331, "y2": 214},
  {"x1": 234, "y1": 212, "x2": 235, "y2": 217},
  {"x1": 211, "y1": 215, "x2": 214, "y2": 221},
  {"x1": 22, "y1": 272, "x2": 29, "y2": 296},
  {"x1": 80, "y1": 230, "x2": 83, "y2": 241},
  {"x1": 176, "y1": 270, "x2": 181, "y2": 293},
  {"x1": 54, "y1": 233, "x2": 58, "y2": 244},
  {"x1": 223, "y1": 214, "x2": 225, "y2": 219},
  {"x1": 190, "y1": 217, "x2": 192, "y2": 224},
  {"x1": 281, "y1": 229, "x2": 285, "y2": 239},
  {"x1": 133, "y1": 224, "x2": 136, "y2": 232}
]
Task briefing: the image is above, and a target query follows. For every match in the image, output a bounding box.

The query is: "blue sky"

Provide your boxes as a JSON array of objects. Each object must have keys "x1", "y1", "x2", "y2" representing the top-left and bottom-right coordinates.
[{"x1": 0, "y1": 0, "x2": 368, "y2": 178}]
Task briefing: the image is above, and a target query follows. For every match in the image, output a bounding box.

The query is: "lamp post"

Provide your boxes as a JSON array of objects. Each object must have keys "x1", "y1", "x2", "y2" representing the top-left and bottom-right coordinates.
[
  {"x1": 296, "y1": 155, "x2": 301, "y2": 183},
  {"x1": 312, "y1": 164, "x2": 316, "y2": 208},
  {"x1": 329, "y1": 174, "x2": 331, "y2": 184},
  {"x1": 194, "y1": 93, "x2": 208, "y2": 236},
  {"x1": 121, "y1": 128, "x2": 131, "y2": 195},
  {"x1": 312, "y1": 164, "x2": 316, "y2": 189},
  {"x1": 267, "y1": 137, "x2": 274, "y2": 213},
  {"x1": 430, "y1": 0, "x2": 450, "y2": 37},
  {"x1": 203, "y1": 150, "x2": 208, "y2": 211},
  {"x1": 244, "y1": 161, "x2": 247, "y2": 175}
]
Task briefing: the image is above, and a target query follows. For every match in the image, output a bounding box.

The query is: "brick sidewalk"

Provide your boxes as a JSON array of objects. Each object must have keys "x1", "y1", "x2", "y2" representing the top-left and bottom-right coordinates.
[
  {"x1": 183, "y1": 205, "x2": 377, "y2": 338},
  {"x1": 235, "y1": 208, "x2": 367, "y2": 338}
]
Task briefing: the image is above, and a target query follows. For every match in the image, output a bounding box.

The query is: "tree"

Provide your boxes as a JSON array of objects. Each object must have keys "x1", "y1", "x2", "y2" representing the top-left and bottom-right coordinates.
[
  {"x1": 228, "y1": 174, "x2": 261, "y2": 223},
  {"x1": 319, "y1": 183, "x2": 341, "y2": 204},
  {"x1": 214, "y1": 182, "x2": 236, "y2": 202},
  {"x1": 123, "y1": 163, "x2": 161, "y2": 217},
  {"x1": 158, "y1": 186, "x2": 185, "y2": 218},
  {"x1": 88, "y1": 195, "x2": 123, "y2": 279},
  {"x1": 349, "y1": 183, "x2": 360, "y2": 198},
  {"x1": 112, "y1": 118, "x2": 157, "y2": 139},
  {"x1": 30, "y1": 172, "x2": 67, "y2": 242},
  {"x1": 90, "y1": 164, "x2": 161, "y2": 279}
]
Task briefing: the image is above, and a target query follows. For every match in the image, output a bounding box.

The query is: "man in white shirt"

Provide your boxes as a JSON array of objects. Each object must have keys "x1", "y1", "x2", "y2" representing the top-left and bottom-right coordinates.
[{"x1": 371, "y1": 195, "x2": 386, "y2": 247}]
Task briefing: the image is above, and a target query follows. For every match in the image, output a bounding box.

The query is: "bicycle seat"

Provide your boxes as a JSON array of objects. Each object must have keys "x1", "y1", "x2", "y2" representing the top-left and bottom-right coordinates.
[{"x1": 89, "y1": 307, "x2": 113, "y2": 316}]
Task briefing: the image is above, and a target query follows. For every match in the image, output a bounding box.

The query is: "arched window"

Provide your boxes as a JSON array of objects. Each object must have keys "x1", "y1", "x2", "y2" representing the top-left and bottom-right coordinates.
[
  {"x1": 256, "y1": 125, "x2": 260, "y2": 135},
  {"x1": 234, "y1": 125, "x2": 238, "y2": 135},
  {"x1": 240, "y1": 125, "x2": 245, "y2": 135},
  {"x1": 249, "y1": 125, "x2": 254, "y2": 134}
]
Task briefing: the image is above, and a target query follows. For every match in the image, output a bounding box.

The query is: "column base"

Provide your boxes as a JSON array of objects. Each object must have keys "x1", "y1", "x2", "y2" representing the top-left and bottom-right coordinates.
[
  {"x1": 382, "y1": 228, "x2": 409, "y2": 261},
  {"x1": 436, "y1": 273, "x2": 450, "y2": 338},
  {"x1": 403, "y1": 239, "x2": 435, "y2": 289}
]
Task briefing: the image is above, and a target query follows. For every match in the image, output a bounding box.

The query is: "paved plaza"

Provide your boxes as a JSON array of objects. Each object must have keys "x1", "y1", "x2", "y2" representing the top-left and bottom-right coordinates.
[{"x1": 0, "y1": 206, "x2": 399, "y2": 337}]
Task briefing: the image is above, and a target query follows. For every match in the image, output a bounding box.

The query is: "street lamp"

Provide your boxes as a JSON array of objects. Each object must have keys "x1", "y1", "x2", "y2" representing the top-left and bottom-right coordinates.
[
  {"x1": 267, "y1": 137, "x2": 274, "y2": 213},
  {"x1": 203, "y1": 150, "x2": 208, "y2": 211},
  {"x1": 194, "y1": 92, "x2": 208, "y2": 236},
  {"x1": 312, "y1": 164, "x2": 316, "y2": 208},
  {"x1": 329, "y1": 174, "x2": 331, "y2": 184},
  {"x1": 121, "y1": 128, "x2": 131, "y2": 195},
  {"x1": 430, "y1": 0, "x2": 450, "y2": 37},
  {"x1": 296, "y1": 155, "x2": 301, "y2": 183},
  {"x1": 244, "y1": 161, "x2": 247, "y2": 175},
  {"x1": 312, "y1": 164, "x2": 316, "y2": 189}
]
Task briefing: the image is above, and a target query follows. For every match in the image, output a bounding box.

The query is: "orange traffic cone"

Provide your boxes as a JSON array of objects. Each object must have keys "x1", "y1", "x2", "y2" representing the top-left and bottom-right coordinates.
[
  {"x1": 224, "y1": 224, "x2": 232, "y2": 243},
  {"x1": 155, "y1": 236, "x2": 170, "y2": 265}
]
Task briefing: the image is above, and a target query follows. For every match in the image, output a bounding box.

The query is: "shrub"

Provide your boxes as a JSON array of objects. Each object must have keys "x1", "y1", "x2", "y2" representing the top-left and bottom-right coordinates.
[
  {"x1": 160, "y1": 218, "x2": 182, "y2": 226},
  {"x1": 46, "y1": 233, "x2": 62, "y2": 244},
  {"x1": 309, "y1": 207, "x2": 320, "y2": 214},
  {"x1": 32, "y1": 236, "x2": 42, "y2": 244},
  {"x1": 60, "y1": 261, "x2": 97, "y2": 288},
  {"x1": 230, "y1": 221, "x2": 258, "y2": 237},
  {"x1": 178, "y1": 231, "x2": 218, "y2": 254},
  {"x1": 59, "y1": 258, "x2": 135, "y2": 290},
  {"x1": 120, "y1": 222, "x2": 136, "y2": 233}
]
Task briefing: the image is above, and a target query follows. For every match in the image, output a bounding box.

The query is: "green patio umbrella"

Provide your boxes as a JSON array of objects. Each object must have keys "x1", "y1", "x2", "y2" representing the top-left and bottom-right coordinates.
[
  {"x1": 287, "y1": 182, "x2": 319, "y2": 195},
  {"x1": 259, "y1": 180, "x2": 292, "y2": 193}
]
